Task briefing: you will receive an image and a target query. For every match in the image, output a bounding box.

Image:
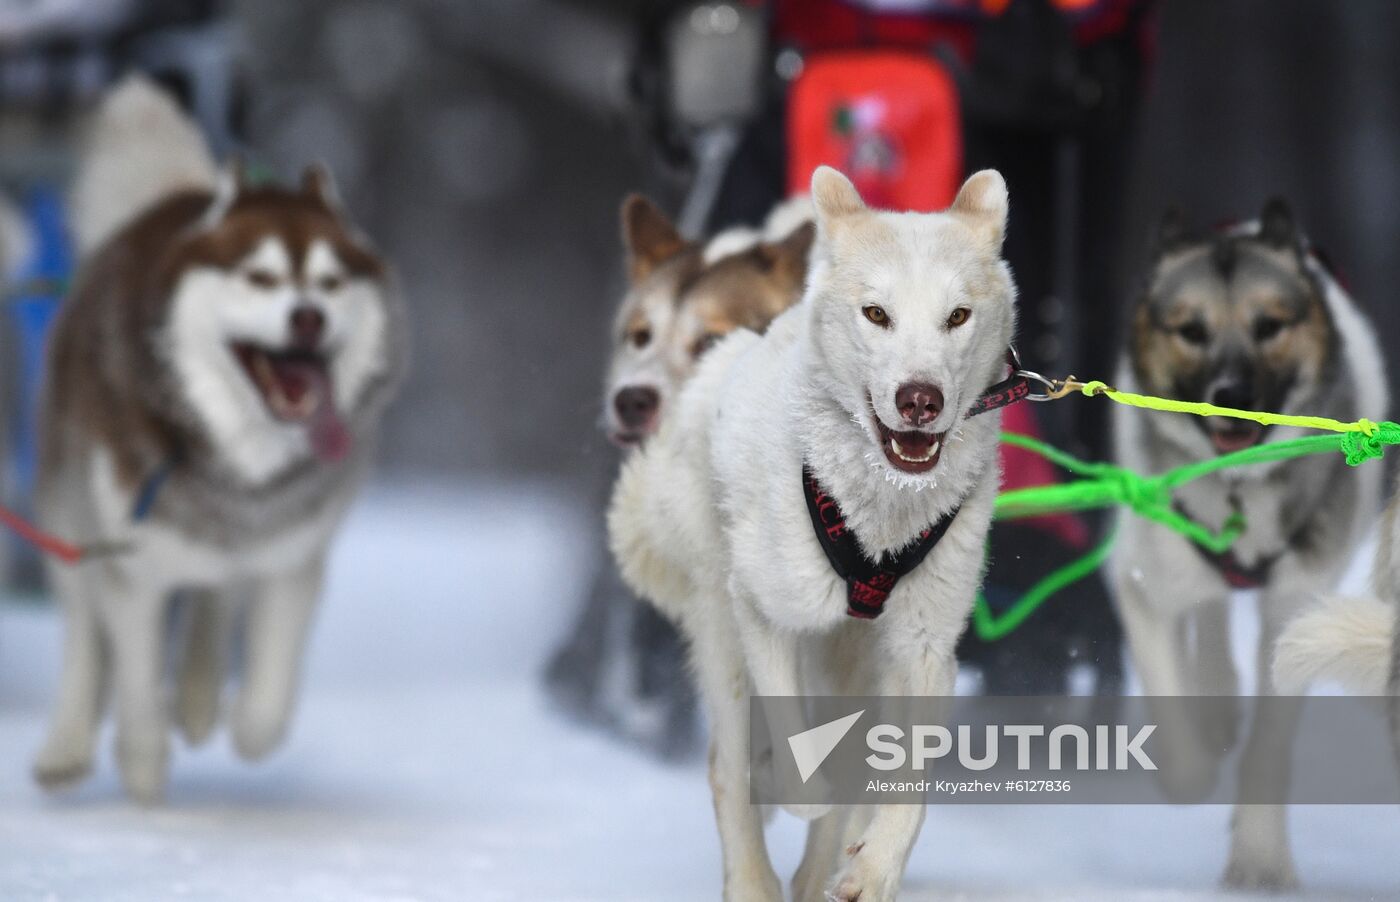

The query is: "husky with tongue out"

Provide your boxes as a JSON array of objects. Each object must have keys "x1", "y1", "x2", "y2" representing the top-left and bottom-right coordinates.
[
  {"x1": 1110, "y1": 200, "x2": 1386, "y2": 889},
  {"x1": 31, "y1": 78, "x2": 403, "y2": 803}
]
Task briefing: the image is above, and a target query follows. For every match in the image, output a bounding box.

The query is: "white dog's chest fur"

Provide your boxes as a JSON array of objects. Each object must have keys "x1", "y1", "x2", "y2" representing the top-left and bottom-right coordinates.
[{"x1": 697, "y1": 308, "x2": 1000, "y2": 634}]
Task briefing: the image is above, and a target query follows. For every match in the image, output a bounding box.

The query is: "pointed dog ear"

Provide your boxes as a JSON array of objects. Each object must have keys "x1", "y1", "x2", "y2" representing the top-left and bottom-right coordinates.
[
  {"x1": 1259, "y1": 196, "x2": 1298, "y2": 250},
  {"x1": 302, "y1": 162, "x2": 343, "y2": 212},
  {"x1": 621, "y1": 193, "x2": 686, "y2": 282},
  {"x1": 199, "y1": 157, "x2": 246, "y2": 228},
  {"x1": 755, "y1": 220, "x2": 815, "y2": 290},
  {"x1": 1154, "y1": 206, "x2": 1189, "y2": 257},
  {"x1": 810, "y1": 166, "x2": 865, "y2": 226},
  {"x1": 949, "y1": 169, "x2": 1008, "y2": 251}
]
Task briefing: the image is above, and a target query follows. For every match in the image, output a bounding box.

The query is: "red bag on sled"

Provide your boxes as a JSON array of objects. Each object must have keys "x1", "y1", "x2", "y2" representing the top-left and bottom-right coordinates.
[{"x1": 786, "y1": 50, "x2": 962, "y2": 212}]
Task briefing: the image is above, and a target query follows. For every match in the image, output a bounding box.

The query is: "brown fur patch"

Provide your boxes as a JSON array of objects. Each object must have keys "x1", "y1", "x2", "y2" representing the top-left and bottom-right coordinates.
[{"x1": 43, "y1": 183, "x2": 388, "y2": 490}]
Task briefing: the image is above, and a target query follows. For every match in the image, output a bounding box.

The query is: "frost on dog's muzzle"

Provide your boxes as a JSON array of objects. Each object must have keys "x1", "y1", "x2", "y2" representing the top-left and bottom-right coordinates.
[{"x1": 803, "y1": 466, "x2": 961, "y2": 619}]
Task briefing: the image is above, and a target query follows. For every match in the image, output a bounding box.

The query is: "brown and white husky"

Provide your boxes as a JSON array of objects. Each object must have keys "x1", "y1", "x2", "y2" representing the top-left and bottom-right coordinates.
[
  {"x1": 32, "y1": 77, "x2": 405, "y2": 802},
  {"x1": 549, "y1": 192, "x2": 814, "y2": 754}
]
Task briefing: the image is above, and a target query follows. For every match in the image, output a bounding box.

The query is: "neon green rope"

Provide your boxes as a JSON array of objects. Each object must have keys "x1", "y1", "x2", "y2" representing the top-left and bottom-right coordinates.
[
  {"x1": 971, "y1": 407, "x2": 1400, "y2": 641},
  {"x1": 974, "y1": 526, "x2": 1118, "y2": 641}
]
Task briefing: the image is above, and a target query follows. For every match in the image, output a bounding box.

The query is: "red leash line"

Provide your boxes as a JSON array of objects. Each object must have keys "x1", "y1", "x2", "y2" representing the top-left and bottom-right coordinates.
[{"x1": 0, "y1": 502, "x2": 84, "y2": 563}]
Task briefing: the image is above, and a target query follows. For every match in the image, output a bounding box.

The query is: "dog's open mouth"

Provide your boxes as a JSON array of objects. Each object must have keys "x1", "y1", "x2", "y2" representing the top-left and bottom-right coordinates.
[
  {"x1": 874, "y1": 419, "x2": 945, "y2": 475},
  {"x1": 232, "y1": 343, "x2": 351, "y2": 462},
  {"x1": 1206, "y1": 417, "x2": 1264, "y2": 455}
]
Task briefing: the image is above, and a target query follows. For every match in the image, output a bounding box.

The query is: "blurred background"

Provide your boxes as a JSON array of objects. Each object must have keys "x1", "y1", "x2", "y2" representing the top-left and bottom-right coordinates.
[
  {"x1": 1, "y1": 1, "x2": 1400, "y2": 898},
  {"x1": 0, "y1": 1, "x2": 1395, "y2": 482}
]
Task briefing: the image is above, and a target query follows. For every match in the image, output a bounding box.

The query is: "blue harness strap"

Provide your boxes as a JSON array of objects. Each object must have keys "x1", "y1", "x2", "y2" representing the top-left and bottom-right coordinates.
[{"x1": 131, "y1": 461, "x2": 173, "y2": 521}]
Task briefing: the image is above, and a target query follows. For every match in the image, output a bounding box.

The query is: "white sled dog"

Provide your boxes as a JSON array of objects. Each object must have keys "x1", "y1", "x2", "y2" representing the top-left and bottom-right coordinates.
[
  {"x1": 1110, "y1": 202, "x2": 1387, "y2": 888},
  {"x1": 32, "y1": 77, "x2": 405, "y2": 802},
  {"x1": 611, "y1": 167, "x2": 1016, "y2": 901}
]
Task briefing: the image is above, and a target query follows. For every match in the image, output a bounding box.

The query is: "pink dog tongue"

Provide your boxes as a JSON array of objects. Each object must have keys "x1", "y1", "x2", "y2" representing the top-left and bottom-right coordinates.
[
  {"x1": 311, "y1": 402, "x2": 351, "y2": 462},
  {"x1": 296, "y1": 364, "x2": 351, "y2": 462},
  {"x1": 266, "y1": 356, "x2": 352, "y2": 462}
]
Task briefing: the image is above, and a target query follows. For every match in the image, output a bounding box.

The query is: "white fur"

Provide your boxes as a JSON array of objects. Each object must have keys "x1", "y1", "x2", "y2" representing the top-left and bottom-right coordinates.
[
  {"x1": 1109, "y1": 243, "x2": 1389, "y2": 890},
  {"x1": 32, "y1": 80, "x2": 397, "y2": 802},
  {"x1": 610, "y1": 167, "x2": 1014, "y2": 901},
  {"x1": 1273, "y1": 594, "x2": 1393, "y2": 694},
  {"x1": 31, "y1": 440, "x2": 349, "y2": 801},
  {"x1": 70, "y1": 75, "x2": 217, "y2": 257},
  {"x1": 604, "y1": 271, "x2": 681, "y2": 438},
  {"x1": 762, "y1": 194, "x2": 815, "y2": 244},
  {"x1": 700, "y1": 195, "x2": 816, "y2": 266},
  {"x1": 611, "y1": 198, "x2": 818, "y2": 442},
  {"x1": 702, "y1": 225, "x2": 761, "y2": 265},
  {"x1": 165, "y1": 237, "x2": 387, "y2": 485}
]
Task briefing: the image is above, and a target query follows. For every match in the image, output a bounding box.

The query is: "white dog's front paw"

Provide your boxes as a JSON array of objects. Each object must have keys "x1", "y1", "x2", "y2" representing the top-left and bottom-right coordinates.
[
  {"x1": 33, "y1": 736, "x2": 94, "y2": 790},
  {"x1": 1223, "y1": 853, "x2": 1298, "y2": 892},
  {"x1": 724, "y1": 865, "x2": 784, "y2": 902},
  {"x1": 1226, "y1": 857, "x2": 1299, "y2": 890},
  {"x1": 175, "y1": 667, "x2": 222, "y2": 747},
  {"x1": 231, "y1": 698, "x2": 290, "y2": 762},
  {"x1": 115, "y1": 735, "x2": 168, "y2": 805},
  {"x1": 826, "y1": 847, "x2": 899, "y2": 902}
]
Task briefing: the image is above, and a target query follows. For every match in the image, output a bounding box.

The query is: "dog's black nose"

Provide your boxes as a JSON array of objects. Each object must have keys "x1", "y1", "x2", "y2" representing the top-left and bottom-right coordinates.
[
  {"x1": 290, "y1": 306, "x2": 325, "y2": 348},
  {"x1": 614, "y1": 386, "x2": 660, "y2": 430},
  {"x1": 1209, "y1": 383, "x2": 1253, "y2": 410},
  {"x1": 896, "y1": 382, "x2": 944, "y2": 427}
]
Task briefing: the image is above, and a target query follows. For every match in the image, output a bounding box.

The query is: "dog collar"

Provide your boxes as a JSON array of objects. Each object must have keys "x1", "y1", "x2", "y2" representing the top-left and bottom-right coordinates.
[
  {"x1": 802, "y1": 467, "x2": 961, "y2": 619},
  {"x1": 131, "y1": 460, "x2": 175, "y2": 521},
  {"x1": 965, "y1": 347, "x2": 1036, "y2": 418}
]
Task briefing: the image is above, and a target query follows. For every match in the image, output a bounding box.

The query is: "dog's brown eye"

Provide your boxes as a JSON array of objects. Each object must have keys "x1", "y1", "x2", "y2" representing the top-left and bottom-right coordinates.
[
  {"x1": 245, "y1": 269, "x2": 280, "y2": 290},
  {"x1": 317, "y1": 274, "x2": 345, "y2": 293},
  {"x1": 629, "y1": 327, "x2": 652, "y2": 349},
  {"x1": 947, "y1": 307, "x2": 971, "y2": 329},
  {"x1": 1176, "y1": 321, "x2": 1208, "y2": 346},
  {"x1": 862, "y1": 305, "x2": 890, "y2": 327},
  {"x1": 1253, "y1": 317, "x2": 1287, "y2": 342},
  {"x1": 692, "y1": 332, "x2": 723, "y2": 358}
]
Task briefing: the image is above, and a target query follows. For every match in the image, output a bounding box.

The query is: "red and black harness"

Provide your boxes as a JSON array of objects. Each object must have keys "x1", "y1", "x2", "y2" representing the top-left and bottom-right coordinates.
[{"x1": 802, "y1": 351, "x2": 1038, "y2": 620}]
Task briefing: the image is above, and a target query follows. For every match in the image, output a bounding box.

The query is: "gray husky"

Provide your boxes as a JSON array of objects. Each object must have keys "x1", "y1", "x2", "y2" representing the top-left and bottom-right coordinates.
[
  {"x1": 32, "y1": 78, "x2": 405, "y2": 802},
  {"x1": 1110, "y1": 200, "x2": 1387, "y2": 888}
]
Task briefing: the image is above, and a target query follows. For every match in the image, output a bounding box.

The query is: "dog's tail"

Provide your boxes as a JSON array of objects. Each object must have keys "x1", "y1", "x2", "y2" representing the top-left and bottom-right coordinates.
[
  {"x1": 70, "y1": 75, "x2": 218, "y2": 257},
  {"x1": 1272, "y1": 594, "x2": 1393, "y2": 694}
]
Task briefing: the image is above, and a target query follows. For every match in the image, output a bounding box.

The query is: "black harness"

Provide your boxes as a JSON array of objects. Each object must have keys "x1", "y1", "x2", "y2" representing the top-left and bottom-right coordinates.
[{"x1": 802, "y1": 353, "x2": 1034, "y2": 620}]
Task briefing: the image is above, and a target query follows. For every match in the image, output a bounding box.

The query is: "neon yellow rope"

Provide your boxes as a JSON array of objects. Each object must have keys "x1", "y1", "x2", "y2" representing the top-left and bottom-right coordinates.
[
  {"x1": 1076, "y1": 380, "x2": 1378, "y2": 436},
  {"x1": 972, "y1": 379, "x2": 1400, "y2": 641}
]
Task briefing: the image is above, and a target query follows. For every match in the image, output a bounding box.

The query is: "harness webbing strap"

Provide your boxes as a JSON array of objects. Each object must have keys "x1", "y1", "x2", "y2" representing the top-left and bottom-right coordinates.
[{"x1": 802, "y1": 467, "x2": 961, "y2": 619}]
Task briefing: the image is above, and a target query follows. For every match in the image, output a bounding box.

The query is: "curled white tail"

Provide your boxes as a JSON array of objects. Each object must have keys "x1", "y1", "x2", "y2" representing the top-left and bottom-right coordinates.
[
  {"x1": 70, "y1": 75, "x2": 218, "y2": 257},
  {"x1": 1272, "y1": 595, "x2": 1393, "y2": 694}
]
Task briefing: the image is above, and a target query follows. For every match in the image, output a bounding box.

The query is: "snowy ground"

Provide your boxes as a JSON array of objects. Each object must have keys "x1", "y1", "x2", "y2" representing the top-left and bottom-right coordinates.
[{"x1": 1, "y1": 480, "x2": 1397, "y2": 901}]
